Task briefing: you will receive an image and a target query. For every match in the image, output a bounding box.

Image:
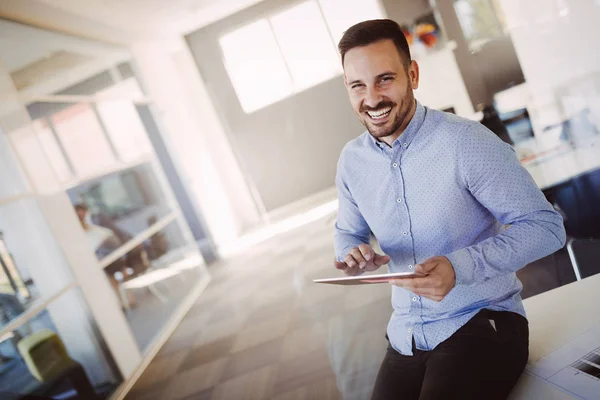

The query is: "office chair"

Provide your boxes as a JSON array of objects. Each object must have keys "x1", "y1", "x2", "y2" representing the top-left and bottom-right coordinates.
[{"x1": 547, "y1": 168, "x2": 600, "y2": 280}]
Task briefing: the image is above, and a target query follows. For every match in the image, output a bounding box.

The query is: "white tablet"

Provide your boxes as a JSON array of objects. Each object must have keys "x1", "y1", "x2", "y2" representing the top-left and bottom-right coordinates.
[{"x1": 313, "y1": 271, "x2": 426, "y2": 285}]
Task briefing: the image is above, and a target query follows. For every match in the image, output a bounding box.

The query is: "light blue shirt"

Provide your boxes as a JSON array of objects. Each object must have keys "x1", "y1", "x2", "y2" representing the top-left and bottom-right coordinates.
[{"x1": 334, "y1": 101, "x2": 566, "y2": 355}]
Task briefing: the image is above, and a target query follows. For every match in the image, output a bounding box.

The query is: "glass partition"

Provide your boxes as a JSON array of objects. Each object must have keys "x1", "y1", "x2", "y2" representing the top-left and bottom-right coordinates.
[
  {"x1": 0, "y1": 180, "x2": 74, "y2": 333},
  {"x1": 111, "y1": 217, "x2": 207, "y2": 351},
  {"x1": 0, "y1": 288, "x2": 120, "y2": 399}
]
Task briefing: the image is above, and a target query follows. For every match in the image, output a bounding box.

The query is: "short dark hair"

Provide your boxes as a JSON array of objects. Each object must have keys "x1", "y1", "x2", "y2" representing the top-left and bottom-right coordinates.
[
  {"x1": 338, "y1": 19, "x2": 411, "y2": 69},
  {"x1": 74, "y1": 203, "x2": 88, "y2": 212}
]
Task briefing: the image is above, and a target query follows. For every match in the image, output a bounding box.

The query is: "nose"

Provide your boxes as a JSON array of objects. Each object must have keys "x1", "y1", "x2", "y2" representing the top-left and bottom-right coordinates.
[{"x1": 363, "y1": 85, "x2": 382, "y2": 109}]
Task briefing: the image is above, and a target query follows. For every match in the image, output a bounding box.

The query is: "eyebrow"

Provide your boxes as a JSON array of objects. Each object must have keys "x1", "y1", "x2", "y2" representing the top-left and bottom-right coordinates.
[{"x1": 347, "y1": 71, "x2": 397, "y2": 87}]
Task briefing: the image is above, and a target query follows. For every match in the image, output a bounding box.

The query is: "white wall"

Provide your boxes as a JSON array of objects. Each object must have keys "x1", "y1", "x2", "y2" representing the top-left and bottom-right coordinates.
[
  {"x1": 414, "y1": 41, "x2": 473, "y2": 116},
  {"x1": 130, "y1": 37, "x2": 263, "y2": 246},
  {"x1": 499, "y1": 0, "x2": 600, "y2": 129}
]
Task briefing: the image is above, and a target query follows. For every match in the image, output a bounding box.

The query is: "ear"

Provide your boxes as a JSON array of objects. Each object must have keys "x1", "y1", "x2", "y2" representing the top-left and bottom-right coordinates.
[
  {"x1": 408, "y1": 60, "x2": 419, "y2": 90},
  {"x1": 343, "y1": 74, "x2": 349, "y2": 89}
]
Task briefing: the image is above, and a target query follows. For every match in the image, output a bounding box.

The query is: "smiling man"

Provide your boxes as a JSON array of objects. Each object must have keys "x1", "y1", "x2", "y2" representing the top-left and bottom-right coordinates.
[{"x1": 333, "y1": 19, "x2": 566, "y2": 400}]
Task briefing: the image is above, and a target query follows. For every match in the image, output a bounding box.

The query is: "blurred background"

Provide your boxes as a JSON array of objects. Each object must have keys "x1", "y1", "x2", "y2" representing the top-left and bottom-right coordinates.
[{"x1": 0, "y1": 0, "x2": 598, "y2": 399}]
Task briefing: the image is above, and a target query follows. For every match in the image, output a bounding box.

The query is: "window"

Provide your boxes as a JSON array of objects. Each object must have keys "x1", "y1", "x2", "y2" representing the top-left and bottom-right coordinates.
[
  {"x1": 319, "y1": 0, "x2": 385, "y2": 45},
  {"x1": 269, "y1": 1, "x2": 341, "y2": 92},
  {"x1": 220, "y1": 19, "x2": 293, "y2": 113},
  {"x1": 52, "y1": 103, "x2": 117, "y2": 178},
  {"x1": 219, "y1": 0, "x2": 385, "y2": 113},
  {"x1": 33, "y1": 120, "x2": 73, "y2": 183},
  {"x1": 454, "y1": 0, "x2": 507, "y2": 52},
  {"x1": 96, "y1": 79, "x2": 154, "y2": 162}
]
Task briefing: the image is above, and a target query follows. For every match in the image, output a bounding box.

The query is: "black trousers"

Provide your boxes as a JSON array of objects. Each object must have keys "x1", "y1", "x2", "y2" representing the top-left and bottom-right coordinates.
[{"x1": 371, "y1": 310, "x2": 529, "y2": 400}]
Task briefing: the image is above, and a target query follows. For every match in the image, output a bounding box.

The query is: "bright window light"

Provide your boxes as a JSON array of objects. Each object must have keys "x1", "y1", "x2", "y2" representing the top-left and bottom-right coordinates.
[
  {"x1": 220, "y1": 19, "x2": 293, "y2": 113},
  {"x1": 96, "y1": 99, "x2": 153, "y2": 162},
  {"x1": 96, "y1": 80, "x2": 153, "y2": 163},
  {"x1": 52, "y1": 103, "x2": 116, "y2": 178},
  {"x1": 318, "y1": 0, "x2": 385, "y2": 45},
  {"x1": 270, "y1": 1, "x2": 341, "y2": 91},
  {"x1": 219, "y1": 0, "x2": 386, "y2": 113},
  {"x1": 32, "y1": 119, "x2": 73, "y2": 183}
]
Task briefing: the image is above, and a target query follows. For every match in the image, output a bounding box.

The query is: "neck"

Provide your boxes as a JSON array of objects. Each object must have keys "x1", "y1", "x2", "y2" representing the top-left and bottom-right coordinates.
[{"x1": 378, "y1": 100, "x2": 417, "y2": 147}]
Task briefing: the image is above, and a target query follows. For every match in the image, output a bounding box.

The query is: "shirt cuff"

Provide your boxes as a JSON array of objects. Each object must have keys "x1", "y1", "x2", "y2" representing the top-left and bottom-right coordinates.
[{"x1": 446, "y1": 248, "x2": 476, "y2": 286}]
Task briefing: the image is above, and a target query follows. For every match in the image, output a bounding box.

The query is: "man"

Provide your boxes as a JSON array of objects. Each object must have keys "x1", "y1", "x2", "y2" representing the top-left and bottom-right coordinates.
[
  {"x1": 74, "y1": 203, "x2": 146, "y2": 307},
  {"x1": 333, "y1": 19, "x2": 566, "y2": 400}
]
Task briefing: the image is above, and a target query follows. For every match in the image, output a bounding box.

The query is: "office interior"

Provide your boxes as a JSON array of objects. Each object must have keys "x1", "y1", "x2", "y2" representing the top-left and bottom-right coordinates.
[{"x1": 0, "y1": 0, "x2": 598, "y2": 399}]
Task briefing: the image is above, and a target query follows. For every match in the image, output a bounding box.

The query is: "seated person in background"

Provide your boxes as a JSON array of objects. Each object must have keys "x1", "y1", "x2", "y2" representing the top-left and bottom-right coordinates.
[
  {"x1": 74, "y1": 204, "x2": 121, "y2": 259},
  {"x1": 480, "y1": 104, "x2": 514, "y2": 145},
  {"x1": 74, "y1": 203, "x2": 143, "y2": 308},
  {"x1": 146, "y1": 215, "x2": 169, "y2": 260},
  {"x1": 96, "y1": 212, "x2": 149, "y2": 275}
]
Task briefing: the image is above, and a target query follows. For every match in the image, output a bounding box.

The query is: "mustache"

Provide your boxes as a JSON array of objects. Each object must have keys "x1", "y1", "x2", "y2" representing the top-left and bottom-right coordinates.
[{"x1": 360, "y1": 101, "x2": 395, "y2": 113}]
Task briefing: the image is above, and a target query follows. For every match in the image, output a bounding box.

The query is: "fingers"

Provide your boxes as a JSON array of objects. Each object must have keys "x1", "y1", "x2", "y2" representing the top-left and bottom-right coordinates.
[
  {"x1": 350, "y1": 247, "x2": 367, "y2": 269},
  {"x1": 373, "y1": 254, "x2": 390, "y2": 266},
  {"x1": 344, "y1": 254, "x2": 359, "y2": 269},
  {"x1": 415, "y1": 256, "x2": 444, "y2": 274},
  {"x1": 392, "y1": 276, "x2": 443, "y2": 292},
  {"x1": 390, "y1": 278, "x2": 445, "y2": 301},
  {"x1": 334, "y1": 261, "x2": 347, "y2": 270},
  {"x1": 337, "y1": 246, "x2": 390, "y2": 274},
  {"x1": 358, "y1": 243, "x2": 374, "y2": 262},
  {"x1": 335, "y1": 260, "x2": 361, "y2": 276},
  {"x1": 414, "y1": 263, "x2": 427, "y2": 275}
]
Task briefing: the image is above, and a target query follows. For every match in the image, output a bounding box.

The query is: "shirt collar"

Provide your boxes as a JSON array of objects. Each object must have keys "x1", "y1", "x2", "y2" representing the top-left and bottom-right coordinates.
[{"x1": 368, "y1": 100, "x2": 426, "y2": 150}]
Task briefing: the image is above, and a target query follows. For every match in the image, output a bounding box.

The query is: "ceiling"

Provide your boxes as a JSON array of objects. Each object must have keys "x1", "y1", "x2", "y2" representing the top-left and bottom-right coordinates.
[
  {"x1": 0, "y1": 18, "x2": 127, "y2": 72},
  {"x1": 0, "y1": 18, "x2": 130, "y2": 96},
  {"x1": 0, "y1": 0, "x2": 267, "y2": 44},
  {"x1": 0, "y1": 0, "x2": 266, "y2": 96}
]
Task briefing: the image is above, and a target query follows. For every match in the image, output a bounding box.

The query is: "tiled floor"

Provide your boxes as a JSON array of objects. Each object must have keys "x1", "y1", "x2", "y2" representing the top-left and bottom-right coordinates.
[
  {"x1": 127, "y1": 214, "x2": 385, "y2": 400},
  {"x1": 127, "y1": 210, "x2": 583, "y2": 400},
  {"x1": 126, "y1": 267, "x2": 206, "y2": 351}
]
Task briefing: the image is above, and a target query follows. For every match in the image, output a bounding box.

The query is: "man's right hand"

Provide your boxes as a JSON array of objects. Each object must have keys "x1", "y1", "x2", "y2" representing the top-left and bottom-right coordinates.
[{"x1": 334, "y1": 244, "x2": 391, "y2": 276}]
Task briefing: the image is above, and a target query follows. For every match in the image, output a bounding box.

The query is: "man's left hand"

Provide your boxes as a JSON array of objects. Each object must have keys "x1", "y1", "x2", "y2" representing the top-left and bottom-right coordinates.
[{"x1": 391, "y1": 256, "x2": 456, "y2": 302}]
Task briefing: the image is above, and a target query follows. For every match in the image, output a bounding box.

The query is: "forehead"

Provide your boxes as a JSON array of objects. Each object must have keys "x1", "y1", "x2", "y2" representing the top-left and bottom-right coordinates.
[{"x1": 343, "y1": 39, "x2": 404, "y2": 80}]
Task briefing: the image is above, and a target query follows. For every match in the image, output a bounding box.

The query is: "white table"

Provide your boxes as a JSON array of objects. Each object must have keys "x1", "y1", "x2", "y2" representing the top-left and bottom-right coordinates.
[
  {"x1": 521, "y1": 140, "x2": 600, "y2": 191},
  {"x1": 509, "y1": 273, "x2": 600, "y2": 399}
]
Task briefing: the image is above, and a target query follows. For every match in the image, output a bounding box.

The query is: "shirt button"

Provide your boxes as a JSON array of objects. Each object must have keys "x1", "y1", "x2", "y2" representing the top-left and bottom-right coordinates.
[
  {"x1": 408, "y1": 327, "x2": 412, "y2": 332},
  {"x1": 392, "y1": 162, "x2": 398, "y2": 168},
  {"x1": 406, "y1": 336, "x2": 410, "y2": 340},
  {"x1": 403, "y1": 231, "x2": 408, "y2": 235},
  {"x1": 412, "y1": 297, "x2": 417, "y2": 302},
  {"x1": 408, "y1": 265, "x2": 413, "y2": 269},
  {"x1": 396, "y1": 198, "x2": 402, "y2": 203},
  {"x1": 403, "y1": 143, "x2": 408, "y2": 148}
]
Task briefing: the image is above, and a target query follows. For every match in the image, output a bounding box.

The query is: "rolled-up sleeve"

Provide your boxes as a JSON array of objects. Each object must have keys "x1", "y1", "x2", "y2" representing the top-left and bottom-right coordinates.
[
  {"x1": 446, "y1": 123, "x2": 566, "y2": 286},
  {"x1": 334, "y1": 152, "x2": 371, "y2": 262}
]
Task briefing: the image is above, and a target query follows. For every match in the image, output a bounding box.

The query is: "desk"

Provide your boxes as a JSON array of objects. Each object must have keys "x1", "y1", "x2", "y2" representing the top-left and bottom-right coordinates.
[
  {"x1": 521, "y1": 141, "x2": 600, "y2": 191},
  {"x1": 509, "y1": 273, "x2": 600, "y2": 399}
]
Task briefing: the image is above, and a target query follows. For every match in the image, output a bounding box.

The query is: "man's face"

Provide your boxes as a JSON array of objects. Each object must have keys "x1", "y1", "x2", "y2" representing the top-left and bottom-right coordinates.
[
  {"x1": 343, "y1": 39, "x2": 419, "y2": 141},
  {"x1": 75, "y1": 207, "x2": 87, "y2": 224}
]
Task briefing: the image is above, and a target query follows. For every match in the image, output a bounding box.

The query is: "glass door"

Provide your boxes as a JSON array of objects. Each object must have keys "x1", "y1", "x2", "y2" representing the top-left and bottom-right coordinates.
[{"x1": 0, "y1": 18, "x2": 212, "y2": 398}]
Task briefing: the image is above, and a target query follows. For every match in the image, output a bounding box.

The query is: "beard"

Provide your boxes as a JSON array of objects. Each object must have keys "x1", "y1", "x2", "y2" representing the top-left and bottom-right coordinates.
[{"x1": 359, "y1": 85, "x2": 415, "y2": 140}]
